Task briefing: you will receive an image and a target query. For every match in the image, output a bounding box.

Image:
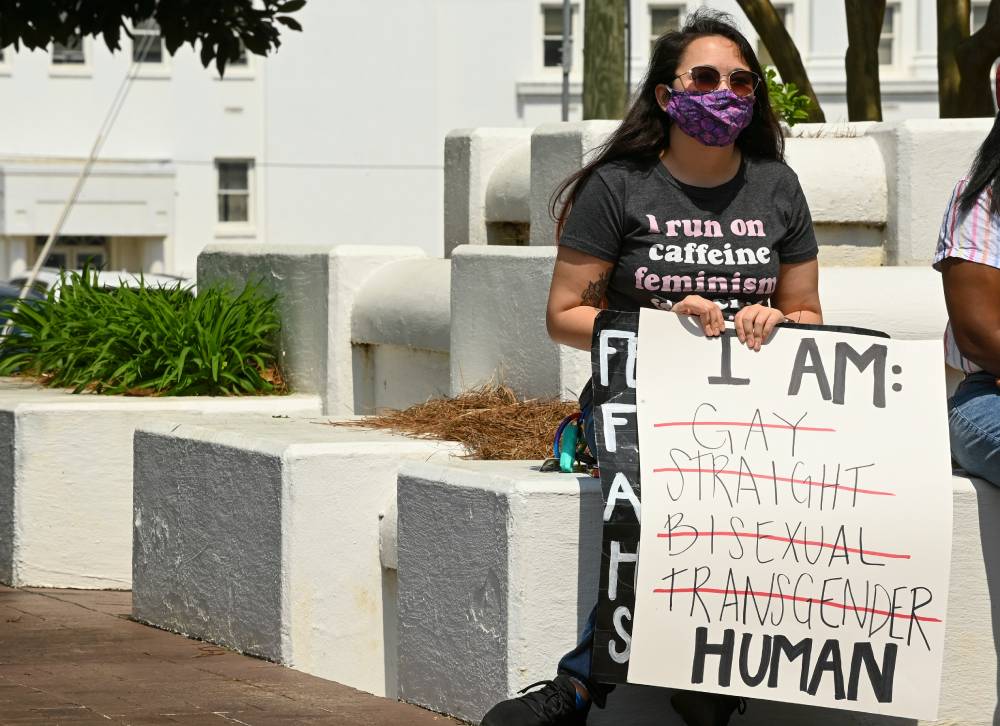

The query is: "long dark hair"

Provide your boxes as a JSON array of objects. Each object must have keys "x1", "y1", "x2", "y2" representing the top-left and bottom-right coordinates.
[
  {"x1": 551, "y1": 8, "x2": 784, "y2": 236},
  {"x1": 959, "y1": 112, "x2": 1000, "y2": 216}
]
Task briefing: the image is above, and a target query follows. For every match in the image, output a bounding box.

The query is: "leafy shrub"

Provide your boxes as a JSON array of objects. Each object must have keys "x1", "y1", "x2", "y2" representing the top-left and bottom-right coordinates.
[
  {"x1": 765, "y1": 67, "x2": 813, "y2": 127},
  {"x1": 0, "y1": 270, "x2": 285, "y2": 396}
]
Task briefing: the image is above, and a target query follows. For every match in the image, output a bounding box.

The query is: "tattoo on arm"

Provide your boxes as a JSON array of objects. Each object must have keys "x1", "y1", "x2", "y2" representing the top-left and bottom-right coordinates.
[{"x1": 581, "y1": 270, "x2": 611, "y2": 308}]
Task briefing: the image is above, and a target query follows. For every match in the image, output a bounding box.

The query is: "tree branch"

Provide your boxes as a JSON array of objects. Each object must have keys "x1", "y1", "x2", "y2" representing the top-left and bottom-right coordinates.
[
  {"x1": 954, "y1": 0, "x2": 1000, "y2": 116},
  {"x1": 735, "y1": 0, "x2": 825, "y2": 123}
]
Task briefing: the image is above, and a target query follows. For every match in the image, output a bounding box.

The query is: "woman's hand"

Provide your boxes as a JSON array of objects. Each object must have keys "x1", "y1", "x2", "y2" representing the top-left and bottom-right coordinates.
[
  {"x1": 673, "y1": 295, "x2": 725, "y2": 337},
  {"x1": 734, "y1": 303, "x2": 784, "y2": 351}
]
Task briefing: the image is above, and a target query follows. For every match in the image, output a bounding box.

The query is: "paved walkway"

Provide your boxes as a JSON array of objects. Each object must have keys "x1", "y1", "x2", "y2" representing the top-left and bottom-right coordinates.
[{"x1": 0, "y1": 585, "x2": 462, "y2": 725}]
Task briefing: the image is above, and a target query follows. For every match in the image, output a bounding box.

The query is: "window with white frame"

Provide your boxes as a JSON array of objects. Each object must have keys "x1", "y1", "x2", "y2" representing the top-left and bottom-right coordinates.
[
  {"x1": 132, "y1": 18, "x2": 164, "y2": 63},
  {"x1": 757, "y1": 4, "x2": 792, "y2": 67},
  {"x1": 972, "y1": 1, "x2": 989, "y2": 32},
  {"x1": 216, "y1": 160, "x2": 253, "y2": 224},
  {"x1": 52, "y1": 34, "x2": 85, "y2": 64},
  {"x1": 542, "y1": 5, "x2": 576, "y2": 67},
  {"x1": 879, "y1": 4, "x2": 899, "y2": 66},
  {"x1": 650, "y1": 6, "x2": 683, "y2": 55}
]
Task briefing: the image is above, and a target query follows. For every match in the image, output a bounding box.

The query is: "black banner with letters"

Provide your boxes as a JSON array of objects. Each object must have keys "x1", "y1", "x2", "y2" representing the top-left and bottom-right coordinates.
[{"x1": 589, "y1": 310, "x2": 640, "y2": 684}]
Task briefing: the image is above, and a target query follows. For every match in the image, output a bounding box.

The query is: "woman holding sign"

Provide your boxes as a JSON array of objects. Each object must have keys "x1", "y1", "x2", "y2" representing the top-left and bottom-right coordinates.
[
  {"x1": 935, "y1": 112, "x2": 1000, "y2": 486},
  {"x1": 481, "y1": 8, "x2": 823, "y2": 726}
]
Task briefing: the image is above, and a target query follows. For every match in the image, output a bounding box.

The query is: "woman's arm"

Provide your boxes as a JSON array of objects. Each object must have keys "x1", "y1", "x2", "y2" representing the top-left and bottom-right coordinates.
[
  {"x1": 735, "y1": 259, "x2": 823, "y2": 351},
  {"x1": 940, "y1": 257, "x2": 1000, "y2": 374},
  {"x1": 773, "y1": 259, "x2": 823, "y2": 324},
  {"x1": 546, "y1": 246, "x2": 615, "y2": 351},
  {"x1": 547, "y1": 246, "x2": 728, "y2": 351}
]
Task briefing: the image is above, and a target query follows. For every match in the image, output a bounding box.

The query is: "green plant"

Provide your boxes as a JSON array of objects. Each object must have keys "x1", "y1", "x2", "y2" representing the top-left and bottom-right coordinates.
[
  {"x1": 765, "y1": 67, "x2": 814, "y2": 127},
  {"x1": 0, "y1": 270, "x2": 285, "y2": 396}
]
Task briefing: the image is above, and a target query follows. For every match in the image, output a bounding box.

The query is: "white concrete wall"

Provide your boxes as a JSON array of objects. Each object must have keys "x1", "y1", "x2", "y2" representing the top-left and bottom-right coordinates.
[
  {"x1": 198, "y1": 244, "x2": 958, "y2": 408},
  {"x1": 450, "y1": 245, "x2": 589, "y2": 402},
  {"x1": 396, "y1": 459, "x2": 1000, "y2": 726},
  {"x1": 352, "y1": 345, "x2": 451, "y2": 415},
  {"x1": 818, "y1": 266, "x2": 946, "y2": 339},
  {"x1": 529, "y1": 121, "x2": 620, "y2": 249},
  {"x1": 0, "y1": 380, "x2": 320, "y2": 589},
  {"x1": 397, "y1": 460, "x2": 602, "y2": 721},
  {"x1": 870, "y1": 118, "x2": 994, "y2": 266},
  {"x1": 350, "y1": 257, "x2": 451, "y2": 412},
  {"x1": 444, "y1": 128, "x2": 531, "y2": 257},
  {"x1": 451, "y1": 118, "x2": 995, "y2": 268},
  {"x1": 197, "y1": 243, "x2": 425, "y2": 416},
  {"x1": 448, "y1": 246, "x2": 952, "y2": 400},
  {"x1": 0, "y1": 160, "x2": 174, "y2": 240},
  {"x1": 132, "y1": 418, "x2": 461, "y2": 698}
]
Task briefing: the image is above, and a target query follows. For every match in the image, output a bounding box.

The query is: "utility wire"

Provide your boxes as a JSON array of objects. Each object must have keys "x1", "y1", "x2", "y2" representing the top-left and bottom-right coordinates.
[
  {"x1": 2, "y1": 31, "x2": 158, "y2": 337},
  {"x1": 0, "y1": 152, "x2": 444, "y2": 171}
]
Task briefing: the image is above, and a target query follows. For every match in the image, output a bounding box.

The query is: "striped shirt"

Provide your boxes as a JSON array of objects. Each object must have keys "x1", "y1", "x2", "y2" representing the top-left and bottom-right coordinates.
[{"x1": 933, "y1": 178, "x2": 1000, "y2": 373}]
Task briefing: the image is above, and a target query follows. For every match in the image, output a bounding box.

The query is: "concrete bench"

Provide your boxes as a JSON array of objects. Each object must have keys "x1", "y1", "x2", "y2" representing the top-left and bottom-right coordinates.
[
  {"x1": 396, "y1": 459, "x2": 999, "y2": 725},
  {"x1": 0, "y1": 379, "x2": 321, "y2": 589},
  {"x1": 200, "y1": 244, "x2": 961, "y2": 406},
  {"x1": 131, "y1": 418, "x2": 462, "y2": 699},
  {"x1": 450, "y1": 250, "x2": 961, "y2": 402}
]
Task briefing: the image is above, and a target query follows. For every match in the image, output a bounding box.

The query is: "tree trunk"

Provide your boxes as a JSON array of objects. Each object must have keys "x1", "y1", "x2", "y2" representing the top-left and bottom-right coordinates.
[
  {"x1": 583, "y1": 0, "x2": 627, "y2": 119},
  {"x1": 844, "y1": 0, "x2": 886, "y2": 122},
  {"x1": 735, "y1": 0, "x2": 825, "y2": 122},
  {"x1": 955, "y1": 0, "x2": 1000, "y2": 117},
  {"x1": 937, "y1": 0, "x2": 971, "y2": 117}
]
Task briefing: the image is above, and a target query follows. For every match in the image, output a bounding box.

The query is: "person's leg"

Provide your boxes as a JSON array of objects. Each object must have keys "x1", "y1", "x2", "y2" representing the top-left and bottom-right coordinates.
[
  {"x1": 480, "y1": 606, "x2": 609, "y2": 725},
  {"x1": 949, "y1": 372, "x2": 1000, "y2": 486},
  {"x1": 554, "y1": 606, "x2": 613, "y2": 708}
]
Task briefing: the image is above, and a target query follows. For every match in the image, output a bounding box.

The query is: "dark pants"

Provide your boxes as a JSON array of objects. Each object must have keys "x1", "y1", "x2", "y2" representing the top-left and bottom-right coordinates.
[
  {"x1": 555, "y1": 415, "x2": 614, "y2": 707},
  {"x1": 556, "y1": 605, "x2": 614, "y2": 707}
]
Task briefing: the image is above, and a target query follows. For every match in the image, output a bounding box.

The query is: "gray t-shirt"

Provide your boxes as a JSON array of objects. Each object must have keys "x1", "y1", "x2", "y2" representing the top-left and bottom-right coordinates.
[{"x1": 559, "y1": 155, "x2": 818, "y2": 318}]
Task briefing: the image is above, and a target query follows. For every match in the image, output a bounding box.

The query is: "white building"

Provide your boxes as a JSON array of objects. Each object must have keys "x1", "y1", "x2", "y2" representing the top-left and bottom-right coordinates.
[{"x1": 0, "y1": 0, "x2": 990, "y2": 277}]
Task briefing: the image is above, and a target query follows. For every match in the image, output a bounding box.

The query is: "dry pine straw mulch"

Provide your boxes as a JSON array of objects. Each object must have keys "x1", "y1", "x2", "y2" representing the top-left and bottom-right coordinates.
[{"x1": 334, "y1": 383, "x2": 577, "y2": 460}]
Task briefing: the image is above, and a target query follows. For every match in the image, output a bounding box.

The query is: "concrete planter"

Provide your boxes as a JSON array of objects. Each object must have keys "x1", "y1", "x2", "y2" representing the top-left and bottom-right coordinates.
[
  {"x1": 132, "y1": 418, "x2": 462, "y2": 698},
  {"x1": 0, "y1": 378, "x2": 321, "y2": 589},
  {"x1": 396, "y1": 459, "x2": 1000, "y2": 726}
]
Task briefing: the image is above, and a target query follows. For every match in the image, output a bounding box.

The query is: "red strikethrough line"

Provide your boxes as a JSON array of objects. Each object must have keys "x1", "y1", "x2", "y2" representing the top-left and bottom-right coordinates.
[
  {"x1": 654, "y1": 421, "x2": 836, "y2": 432},
  {"x1": 650, "y1": 467, "x2": 894, "y2": 497},
  {"x1": 651, "y1": 587, "x2": 942, "y2": 623},
  {"x1": 655, "y1": 530, "x2": 910, "y2": 560}
]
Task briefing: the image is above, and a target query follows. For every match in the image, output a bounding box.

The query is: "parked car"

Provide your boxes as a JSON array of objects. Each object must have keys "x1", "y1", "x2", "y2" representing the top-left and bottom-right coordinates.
[
  {"x1": 6, "y1": 268, "x2": 195, "y2": 300},
  {"x1": 0, "y1": 281, "x2": 44, "y2": 307},
  {"x1": 0, "y1": 282, "x2": 45, "y2": 357}
]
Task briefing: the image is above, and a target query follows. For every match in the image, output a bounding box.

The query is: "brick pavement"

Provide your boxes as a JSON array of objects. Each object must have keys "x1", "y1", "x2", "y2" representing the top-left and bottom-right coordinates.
[{"x1": 0, "y1": 585, "x2": 462, "y2": 725}]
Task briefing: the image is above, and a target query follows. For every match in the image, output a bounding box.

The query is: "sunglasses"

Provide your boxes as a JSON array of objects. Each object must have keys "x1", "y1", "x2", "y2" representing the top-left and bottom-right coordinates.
[{"x1": 673, "y1": 65, "x2": 761, "y2": 98}]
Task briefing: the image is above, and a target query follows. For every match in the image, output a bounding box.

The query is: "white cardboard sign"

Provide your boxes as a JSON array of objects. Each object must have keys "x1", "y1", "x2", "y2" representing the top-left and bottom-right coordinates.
[{"x1": 627, "y1": 310, "x2": 952, "y2": 720}]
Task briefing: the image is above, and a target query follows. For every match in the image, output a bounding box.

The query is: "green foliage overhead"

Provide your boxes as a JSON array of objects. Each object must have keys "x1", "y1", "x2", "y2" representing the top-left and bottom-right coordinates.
[
  {"x1": 0, "y1": 270, "x2": 286, "y2": 396},
  {"x1": 765, "y1": 67, "x2": 814, "y2": 127},
  {"x1": 0, "y1": 0, "x2": 306, "y2": 75}
]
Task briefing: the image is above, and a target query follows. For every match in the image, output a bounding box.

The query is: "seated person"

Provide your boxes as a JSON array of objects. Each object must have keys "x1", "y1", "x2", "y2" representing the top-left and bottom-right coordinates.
[
  {"x1": 934, "y1": 111, "x2": 1000, "y2": 485},
  {"x1": 481, "y1": 9, "x2": 822, "y2": 726}
]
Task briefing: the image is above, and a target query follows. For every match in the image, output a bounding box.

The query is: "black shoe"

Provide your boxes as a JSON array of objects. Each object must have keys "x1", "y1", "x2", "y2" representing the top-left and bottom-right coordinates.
[
  {"x1": 670, "y1": 690, "x2": 746, "y2": 726},
  {"x1": 481, "y1": 675, "x2": 589, "y2": 725}
]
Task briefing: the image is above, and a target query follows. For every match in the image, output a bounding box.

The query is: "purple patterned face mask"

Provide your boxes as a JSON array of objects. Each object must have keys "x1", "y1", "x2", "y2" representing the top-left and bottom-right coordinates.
[{"x1": 664, "y1": 89, "x2": 755, "y2": 147}]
